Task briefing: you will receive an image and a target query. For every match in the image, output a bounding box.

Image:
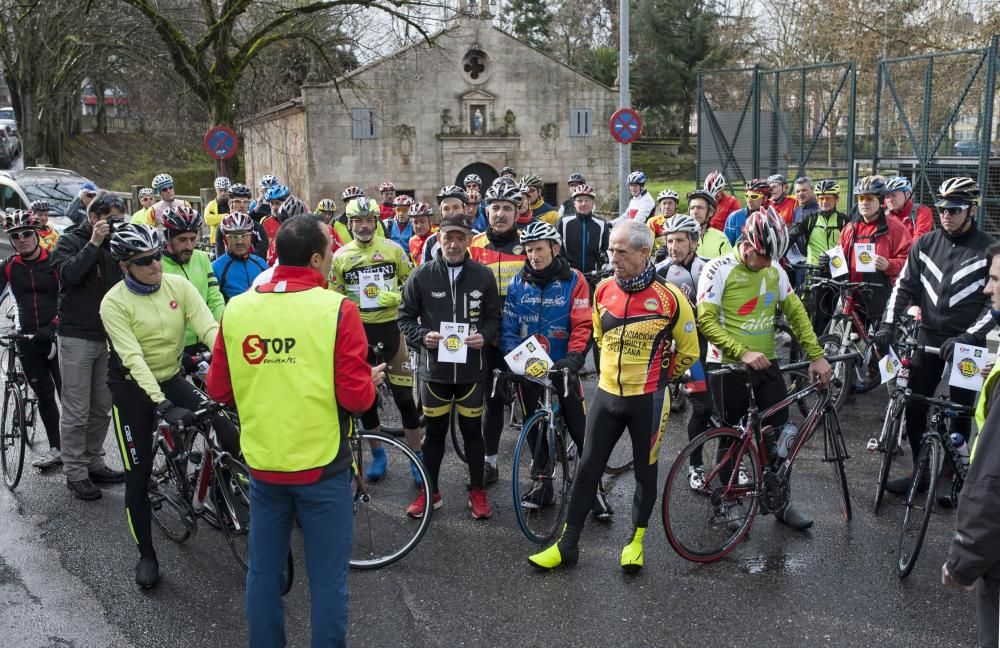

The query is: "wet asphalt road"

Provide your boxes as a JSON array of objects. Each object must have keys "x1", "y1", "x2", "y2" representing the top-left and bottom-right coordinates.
[{"x1": 0, "y1": 356, "x2": 980, "y2": 647}]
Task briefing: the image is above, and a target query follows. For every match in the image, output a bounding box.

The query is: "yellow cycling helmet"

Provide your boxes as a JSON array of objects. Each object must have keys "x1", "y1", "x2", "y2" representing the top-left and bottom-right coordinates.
[{"x1": 316, "y1": 198, "x2": 337, "y2": 213}]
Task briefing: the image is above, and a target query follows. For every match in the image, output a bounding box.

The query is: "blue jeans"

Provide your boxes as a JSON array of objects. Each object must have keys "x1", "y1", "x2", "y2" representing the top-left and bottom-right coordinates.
[{"x1": 246, "y1": 470, "x2": 353, "y2": 648}]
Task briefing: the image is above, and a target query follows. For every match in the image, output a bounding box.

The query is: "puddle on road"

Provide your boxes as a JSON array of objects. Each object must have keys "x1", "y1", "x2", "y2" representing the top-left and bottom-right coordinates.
[{"x1": 738, "y1": 553, "x2": 809, "y2": 574}]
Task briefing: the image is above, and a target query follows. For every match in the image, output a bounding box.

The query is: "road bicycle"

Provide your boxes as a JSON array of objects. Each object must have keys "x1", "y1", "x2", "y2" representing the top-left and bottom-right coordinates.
[
  {"x1": 868, "y1": 310, "x2": 924, "y2": 514},
  {"x1": 492, "y1": 368, "x2": 578, "y2": 544},
  {"x1": 148, "y1": 400, "x2": 294, "y2": 594},
  {"x1": 896, "y1": 392, "x2": 972, "y2": 579},
  {"x1": 812, "y1": 277, "x2": 882, "y2": 409},
  {"x1": 661, "y1": 353, "x2": 857, "y2": 563},
  {"x1": 0, "y1": 328, "x2": 40, "y2": 490}
]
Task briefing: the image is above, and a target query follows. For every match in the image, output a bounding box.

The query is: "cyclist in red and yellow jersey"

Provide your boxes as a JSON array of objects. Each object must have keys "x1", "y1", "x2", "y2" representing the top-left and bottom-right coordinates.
[{"x1": 529, "y1": 219, "x2": 698, "y2": 573}]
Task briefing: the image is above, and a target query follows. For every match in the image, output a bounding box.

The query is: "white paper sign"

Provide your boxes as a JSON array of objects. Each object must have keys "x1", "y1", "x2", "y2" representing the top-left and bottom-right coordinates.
[
  {"x1": 358, "y1": 270, "x2": 389, "y2": 309},
  {"x1": 949, "y1": 343, "x2": 989, "y2": 391},
  {"x1": 879, "y1": 346, "x2": 902, "y2": 384},
  {"x1": 437, "y1": 321, "x2": 469, "y2": 364},
  {"x1": 854, "y1": 243, "x2": 877, "y2": 272},
  {"x1": 826, "y1": 245, "x2": 849, "y2": 277},
  {"x1": 503, "y1": 334, "x2": 554, "y2": 378}
]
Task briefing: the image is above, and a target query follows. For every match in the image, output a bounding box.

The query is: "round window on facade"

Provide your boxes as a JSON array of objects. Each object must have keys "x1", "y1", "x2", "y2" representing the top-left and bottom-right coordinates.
[{"x1": 461, "y1": 49, "x2": 491, "y2": 84}]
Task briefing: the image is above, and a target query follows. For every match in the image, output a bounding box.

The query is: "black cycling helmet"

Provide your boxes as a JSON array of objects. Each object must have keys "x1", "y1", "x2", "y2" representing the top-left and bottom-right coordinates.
[
  {"x1": 277, "y1": 196, "x2": 308, "y2": 222},
  {"x1": 686, "y1": 189, "x2": 718, "y2": 211},
  {"x1": 935, "y1": 177, "x2": 981, "y2": 208},
  {"x1": 228, "y1": 183, "x2": 252, "y2": 199},
  {"x1": 854, "y1": 175, "x2": 887, "y2": 197},
  {"x1": 436, "y1": 185, "x2": 468, "y2": 205}
]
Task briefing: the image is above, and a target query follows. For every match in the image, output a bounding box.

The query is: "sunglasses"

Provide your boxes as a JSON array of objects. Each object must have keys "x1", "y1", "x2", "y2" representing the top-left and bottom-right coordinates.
[
  {"x1": 855, "y1": 194, "x2": 880, "y2": 201},
  {"x1": 129, "y1": 251, "x2": 162, "y2": 266},
  {"x1": 84, "y1": 192, "x2": 98, "y2": 198},
  {"x1": 8, "y1": 230, "x2": 36, "y2": 241},
  {"x1": 745, "y1": 192, "x2": 764, "y2": 200},
  {"x1": 938, "y1": 206, "x2": 966, "y2": 215}
]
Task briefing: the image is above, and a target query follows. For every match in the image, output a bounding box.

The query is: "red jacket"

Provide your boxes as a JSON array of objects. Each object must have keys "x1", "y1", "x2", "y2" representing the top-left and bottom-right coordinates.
[
  {"x1": 709, "y1": 193, "x2": 741, "y2": 231},
  {"x1": 838, "y1": 211, "x2": 913, "y2": 286},
  {"x1": 379, "y1": 203, "x2": 394, "y2": 221},
  {"x1": 888, "y1": 199, "x2": 934, "y2": 240},
  {"x1": 771, "y1": 195, "x2": 797, "y2": 225},
  {"x1": 206, "y1": 265, "x2": 375, "y2": 426}
]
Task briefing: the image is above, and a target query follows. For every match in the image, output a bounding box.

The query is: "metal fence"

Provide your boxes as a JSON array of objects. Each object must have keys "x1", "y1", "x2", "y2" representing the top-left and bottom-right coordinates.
[
  {"x1": 697, "y1": 61, "x2": 856, "y2": 193},
  {"x1": 698, "y1": 35, "x2": 1000, "y2": 232},
  {"x1": 869, "y1": 37, "x2": 999, "y2": 232}
]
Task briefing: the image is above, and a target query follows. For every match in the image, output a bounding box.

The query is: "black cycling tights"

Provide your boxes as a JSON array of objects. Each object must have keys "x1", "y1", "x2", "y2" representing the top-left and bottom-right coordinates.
[
  {"x1": 17, "y1": 340, "x2": 61, "y2": 449},
  {"x1": 566, "y1": 389, "x2": 669, "y2": 530},
  {"x1": 111, "y1": 374, "x2": 239, "y2": 561},
  {"x1": 420, "y1": 382, "x2": 484, "y2": 493},
  {"x1": 361, "y1": 323, "x2": 420, "y2": 430}
]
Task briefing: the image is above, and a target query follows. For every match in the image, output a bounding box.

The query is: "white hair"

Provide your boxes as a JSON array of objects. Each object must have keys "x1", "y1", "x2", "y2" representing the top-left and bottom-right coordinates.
[{"x1": 612, "y1": 218, "x2": 653, "y2": 251}]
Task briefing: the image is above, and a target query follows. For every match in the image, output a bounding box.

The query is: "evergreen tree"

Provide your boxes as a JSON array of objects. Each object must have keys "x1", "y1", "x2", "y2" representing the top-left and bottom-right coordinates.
[{"x1": 505, "y1": 0, "x2": 553, "y2": 49}]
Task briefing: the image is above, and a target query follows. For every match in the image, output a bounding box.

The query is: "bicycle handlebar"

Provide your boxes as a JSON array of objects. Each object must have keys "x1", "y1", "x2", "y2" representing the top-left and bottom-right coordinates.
[
  {"x1": 708, "y1": 351, "x2": 861, "y2": 376},
  {"x1": 903, "y1": 391, "x2": 973, "y2": 415},
  {"x1": 490, "y1": 367, "x2": 571, "y2": 399}
]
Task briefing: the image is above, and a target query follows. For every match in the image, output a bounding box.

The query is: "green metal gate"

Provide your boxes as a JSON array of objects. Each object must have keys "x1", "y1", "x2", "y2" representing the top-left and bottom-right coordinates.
[
  {"x1": 697, "y1": 62, "x2": 856, "y2": 192},
  {"x1": 872, "y1": 36, "x2": 1000, "y2": 232}
]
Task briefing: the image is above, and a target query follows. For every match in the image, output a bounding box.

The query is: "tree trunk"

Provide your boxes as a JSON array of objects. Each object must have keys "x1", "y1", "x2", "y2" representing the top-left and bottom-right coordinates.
[
  {"x1": 94, "y1": 78, "x2": 107, "y2": 134},
  {"x1": 679, "y1": 83, "x2": 694, "y2": 153}
]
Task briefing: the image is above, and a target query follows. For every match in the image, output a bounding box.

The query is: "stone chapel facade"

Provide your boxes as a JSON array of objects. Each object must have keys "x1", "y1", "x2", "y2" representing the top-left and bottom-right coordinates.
[{"x1": 241, "y1": 11, "x2": 618, "y2": 211}]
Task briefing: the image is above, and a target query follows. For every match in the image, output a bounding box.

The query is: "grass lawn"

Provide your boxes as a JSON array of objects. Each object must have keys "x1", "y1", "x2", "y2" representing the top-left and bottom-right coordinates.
[{"x1": 646, "y1": 180, "x2": 699, "y2": 212}]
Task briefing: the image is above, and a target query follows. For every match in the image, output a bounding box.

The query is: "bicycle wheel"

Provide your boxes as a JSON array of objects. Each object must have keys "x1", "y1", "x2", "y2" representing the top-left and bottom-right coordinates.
[
  {"x1": 823, "y1": 409, "x2": 852, "y2": 521},
  {"x1": 213, "y1": 454, "x2": 251, "y2": 569},
  {"x1": 604, "y1": 433, "x2": 633, "y2": 475},
  {"x1": 897, "y1": 436, "x2": 939, "y2": 579},
  {"x1": 512, "y1": 412, "x2": 571, "y2": 544},
  {"x1": 149, "y1": 442, "x2": 196, "y2": 543},
  {"x1": 21, "y1": 393, "x2": 37, "y2": 448},
  {"x1": 1, "y1": 385, "x2": 25, "y2": 490},
  {"x1": 662, "y1": 428, "x2": 761, "y2": 563},
  {"x1": 351, "y1": 431, "x2": 432, "y2": 569},
  {"x1": 376, "y1": 384, "x2": 404, "y2": 437},
  {"x1": 873, "y1": 397, "x2": 904, "y2": 514},
  {"x1": 818, "y1": 333, "x2": 850, "y2": 410}
]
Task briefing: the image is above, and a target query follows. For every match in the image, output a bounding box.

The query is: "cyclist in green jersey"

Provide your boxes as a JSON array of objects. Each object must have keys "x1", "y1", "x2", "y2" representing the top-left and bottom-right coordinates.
[
  {"x1": 331, "y1": 197, "x2": 422, "y2": 482},
  {"x1": 697, "y1": 208, "x2": 830, "y2": 532},
  {"x1": 160, "y1": 207, "x2": 225, "y2": 355},
  {"x1": 687, "y1": 189, "x2": 732, "y2": 259},
  {"x1": 100, "y1": 224, "x2": 221, "y2": 589}
]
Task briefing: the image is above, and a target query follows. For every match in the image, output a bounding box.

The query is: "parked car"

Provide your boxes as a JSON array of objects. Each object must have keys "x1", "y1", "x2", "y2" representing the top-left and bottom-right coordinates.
[
  {"x1": 0, "y1": 107, "x2": 14, "y2": 121},
  {"x1": 1, "y1": 125, "x2": 20, "y2": 160},
  {"x1": 0, "y1": 167, "x2": 95, "y2": 234}
]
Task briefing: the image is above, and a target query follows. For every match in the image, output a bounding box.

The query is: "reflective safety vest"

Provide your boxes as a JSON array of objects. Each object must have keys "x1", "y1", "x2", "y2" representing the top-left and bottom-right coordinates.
[
  {"x1": 973, "y1": 360, "x2": 1000, "y2": 463},
  {"x1": 223, "y1": 286, "x2": 347, "y2": 473}
]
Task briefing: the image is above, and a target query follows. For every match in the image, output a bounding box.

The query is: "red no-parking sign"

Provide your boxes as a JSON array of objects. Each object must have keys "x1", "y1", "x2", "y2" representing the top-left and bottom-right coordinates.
[{"x1": 610, "y1": 108, "x2": 642, "y2": 144}]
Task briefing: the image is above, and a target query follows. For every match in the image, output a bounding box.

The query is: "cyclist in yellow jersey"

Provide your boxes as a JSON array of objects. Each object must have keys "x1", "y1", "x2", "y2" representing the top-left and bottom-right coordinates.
[
  {"x1": 99, "y1": 224, "x2": 231, "y2": 590},
  {"x1": 130, "y1": 187, "x2": 157, "y2": 225},
  {"x1": 203, "y1": 176, "x2": 230, "y2": 244},
  {"x1": 529, "y1": 219, "x2": 698, "y2": 573},
  {"x1": 687, "y1": 189, "x2": 732, "y2": 259},
  {"x1": 330, "y1": 197, "x2": 423, "y2": 482}
]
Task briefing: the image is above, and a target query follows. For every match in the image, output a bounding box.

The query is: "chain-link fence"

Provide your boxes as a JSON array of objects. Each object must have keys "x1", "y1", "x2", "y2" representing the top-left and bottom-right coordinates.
[
  {"x1": 871, "y1": 38, "x2": 999, "y2": 233},
  {"x1": 697, "y1": 62, "x2": 856, "y2": 193},
  {"x1": 699, "y1": 36, "x2": 1000, "y2": 233}
]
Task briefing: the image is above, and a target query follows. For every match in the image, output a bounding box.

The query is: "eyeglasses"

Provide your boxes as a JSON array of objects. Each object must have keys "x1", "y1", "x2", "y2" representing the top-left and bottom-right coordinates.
[
  {"x1": 745, "y1": 192, "x2": 764, "y2": 200},
  {"x1": 129, "y1": 251, "x2": 162, "y2": 266},
  {"x1": 226, "y1": 232, "x2": 251, "y2": 240},
  {"x1": 8, "y1": 230, "x2": 36, "y2": 241},
  {"x1": 938, "y1": 206, "x2": 966, "y2": 215}
]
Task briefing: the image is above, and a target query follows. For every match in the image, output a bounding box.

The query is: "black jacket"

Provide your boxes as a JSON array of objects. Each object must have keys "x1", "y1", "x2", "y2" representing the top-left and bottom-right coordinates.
[
  {"x1": 398, "y1": 253, "x2": 500, "y2": 385},
  {"x1": 883, "y1": 224, "x2": 995, "y2": 346},
  {"x1": 947, "y1": 373, "x2": 1000, "y2": 585},
  {"x1": 0, "y1": 248, "x2": 60, "y2": 333},
  {"x1": 65, "y1": 196, "x2": 87, "y2": 226},
  {"x1": 51, "y1": 220, "x2": 122, "y2": 340},
  {"x1": 557, "y1": 212, "x2": 609, "y2": 279}
]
